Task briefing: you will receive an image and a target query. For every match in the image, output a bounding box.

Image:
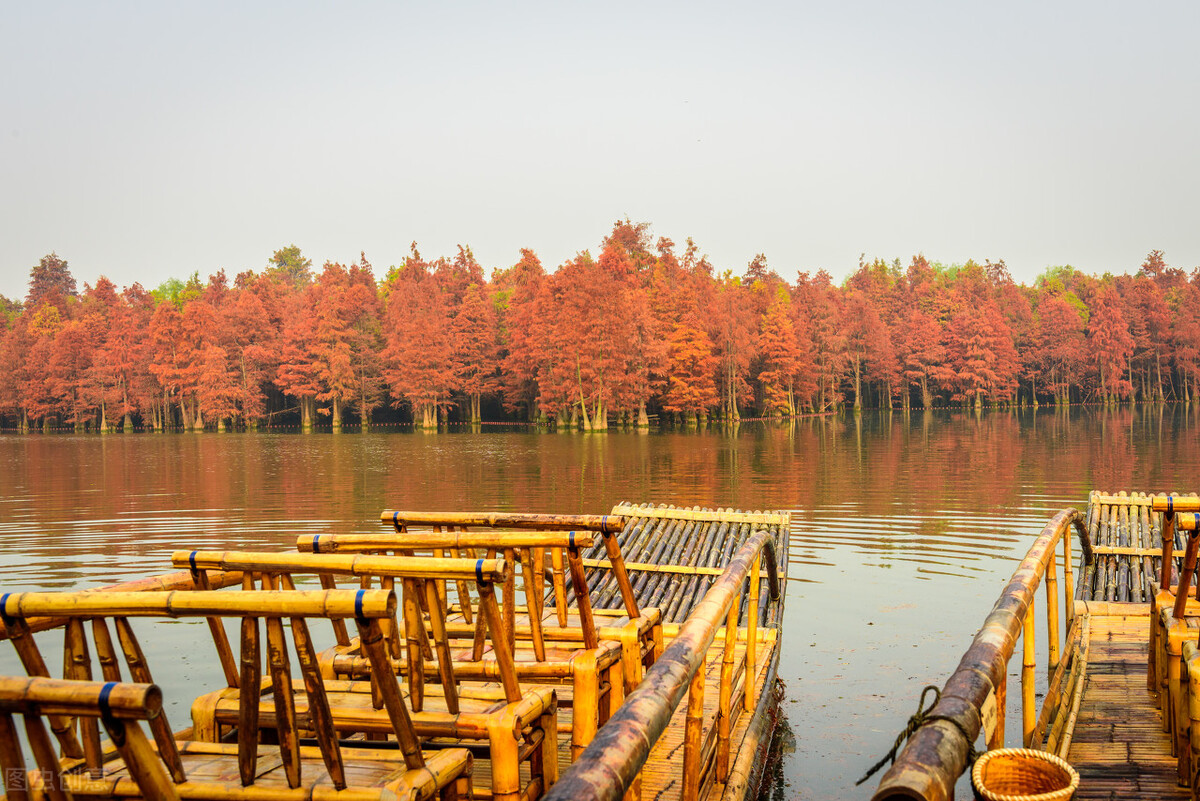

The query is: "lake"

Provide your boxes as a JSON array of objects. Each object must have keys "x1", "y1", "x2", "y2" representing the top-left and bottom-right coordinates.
[{"x1": 0, "y1": 406, "x2": 1195, "y2": 798}]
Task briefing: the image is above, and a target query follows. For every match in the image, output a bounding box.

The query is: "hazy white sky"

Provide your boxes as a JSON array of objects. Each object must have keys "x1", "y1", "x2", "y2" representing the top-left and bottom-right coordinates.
[{"x1": 3, "y1": 1, "x2": 1197, "y2": 300}]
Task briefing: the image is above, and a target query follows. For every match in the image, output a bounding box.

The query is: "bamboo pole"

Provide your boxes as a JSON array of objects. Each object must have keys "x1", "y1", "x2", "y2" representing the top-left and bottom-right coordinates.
[
  {"x1": 477, "y1": 582, "x2": 522, "y2": 704},
  {"x1": 1022, "y1": 600, "x2": 1035, "y2": 747},
  {"x1": 174, "y1": 550, "x2": 509, "y2": 583},
  {"x1": 189, "y1": 566, "x2": 240, "y2": 688},
  {"x1": 306, "y1": 530, "x2": 596, "y2": 552},
  {"x1": 717, "y1": 602, "x2": 738, "y2": 780},
  {"x1": 0, "y1": 568, "x2": 244, "y2": 642},
  {"x1": 0, "y1": 712, "x2": 27, "y2": 801},
  {"x1": 567, "y1": 544, "x2": 600, "y2": 650},
  {"x1": 24, "y1": 713, "x2": 68, "y2": 801},
  {"x1": 63, "y1": 618, "x2": 103, "y2": 777},
  {"x1": 422, "y1": 578, "x2": 461, "y2": 715},
  {"x1": 1046, "y1": 545, "x2": 1060, "y2": 677},
  {"x1": 1062, "y1": 519, "x2": 1074, "y2": 629},
  {"x1": 238, "y1": 580, "x2": 261, "y2": 787},
  {"x1": 279, "y1": 574, "x2": 346, "y2": 790},
  {"x1": 381, "y1": 510, "x2": 622, "y2": 532},
  {"x1": 519, "y1": 548, "x2": 547, "y2": 661},
  {"x1": 551, "y1": 547, "x2": 569, "y2": 627},
  {"x1": 0, "y1": 589, "x2": 396, "y2": 620},
  {"x1": 682, "y1": 667, "x2": 705, "y2": 801},
  {"x1": 745, "y1": 555, "x2": 760, "y2": 712},
  {"x1": 265, "y1": 615, "x2": 302, "y2": 788},
  {"x1": 355, "y1": 617, "x2": 425, "y2": 772},
  {"x1": 401, "y1": 578, "x2": 426, "y2": 713}
]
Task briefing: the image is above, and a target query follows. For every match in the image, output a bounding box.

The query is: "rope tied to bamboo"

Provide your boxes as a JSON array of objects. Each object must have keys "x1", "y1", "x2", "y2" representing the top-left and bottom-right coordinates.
[{"x1": 855, "y1": 685, "x2": 980, "y2": 786}]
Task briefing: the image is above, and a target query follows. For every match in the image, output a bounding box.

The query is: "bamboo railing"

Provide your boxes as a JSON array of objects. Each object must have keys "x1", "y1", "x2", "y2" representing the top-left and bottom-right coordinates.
[
  {"x1": 871, "y1": 508, "x2": 1088, "y2": 801},
  {"x1": 541, "y1": 527, "x2": 781, "y2": 801}
]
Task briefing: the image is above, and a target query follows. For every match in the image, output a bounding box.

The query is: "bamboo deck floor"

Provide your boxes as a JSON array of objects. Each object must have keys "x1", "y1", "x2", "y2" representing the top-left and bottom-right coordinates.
[
  {"x1": 1067, "y1": 610, "x2": 1189, "y2": 800},
  {"x1": 465, "y1": 633, "x2": 778, "y2": 801}
]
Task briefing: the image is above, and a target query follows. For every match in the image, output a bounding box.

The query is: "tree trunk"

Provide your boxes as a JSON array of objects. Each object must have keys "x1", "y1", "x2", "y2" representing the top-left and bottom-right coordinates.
[
  {"x1": 331, "y1": 398, "x2": 343, "y2": 431},
  {"x1": 300, "y1": 397, "x2": 315, "y2": 431},
  {"x1": 637, "y1": 403, "x2": 649, "y2": 428},
  {"x1": 852, "y1": 357, "x2": 862, "y2": 413},
  {"x1": 1157, "y1": 351, "x2": 1165, "y2": 401},
  {"x1": 420, "y1": 402, "x2": 437, "y2": 429}
]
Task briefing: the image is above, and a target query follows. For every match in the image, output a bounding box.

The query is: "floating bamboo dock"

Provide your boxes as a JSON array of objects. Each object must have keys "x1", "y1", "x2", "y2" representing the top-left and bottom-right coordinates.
[
  {"x1": 871, "y1": 491, "x2": 1200, "y2": 801},
  {"x1": 0, "y1": 502, "x2": 790, "y2": 801}
]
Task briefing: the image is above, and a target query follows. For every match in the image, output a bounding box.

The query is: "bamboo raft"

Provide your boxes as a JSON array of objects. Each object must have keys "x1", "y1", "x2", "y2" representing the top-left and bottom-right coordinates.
[
  {"x1": 871, "y1": 491, "x2": 1200, "y2": 801},
  {"x1": 0, "y1": 502, "x2": 790, "y2": 801}
]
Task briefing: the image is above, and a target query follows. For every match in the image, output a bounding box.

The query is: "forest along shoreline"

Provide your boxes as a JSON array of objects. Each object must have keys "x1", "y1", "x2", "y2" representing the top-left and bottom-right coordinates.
[{"x1": 1, "y1": 221, "x2": 1186, "y2": 433}]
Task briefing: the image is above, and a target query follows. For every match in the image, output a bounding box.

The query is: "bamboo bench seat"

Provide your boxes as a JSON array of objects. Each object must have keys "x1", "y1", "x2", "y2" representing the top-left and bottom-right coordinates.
[
  {"x1": 171, "y1": 553, "x2": 559, "y2": 800},
  {"x1": 0, "y1": 590, "x2": 474, "y2": 801}
]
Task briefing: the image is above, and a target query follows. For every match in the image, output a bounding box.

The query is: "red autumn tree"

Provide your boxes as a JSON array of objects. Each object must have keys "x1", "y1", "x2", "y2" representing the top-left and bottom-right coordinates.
[
  {"x1": 1086, "y1": 284, "x2": 1134, "y2": 404},
  {"x1": 496, "y1": 249, "x2": 549, "y2": 421},
  {"x1": 381, "y1": 246, "x2": 457, "y2": 428}
]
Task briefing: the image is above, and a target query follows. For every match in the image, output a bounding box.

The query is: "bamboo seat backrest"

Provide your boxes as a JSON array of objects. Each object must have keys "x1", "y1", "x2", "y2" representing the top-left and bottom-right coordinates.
[
  {"x1": 0, "y1": 588, "x2": 427, "y2": 794},
  {"x1": 169, "y1": 553, "x2": 557, "y2": 801},
  {"x1": 0, "y1": 676, "x2": 177, "y2": 801},
  {"x1": 171, "y1": 551, "x2": 523, "y2": 714},
  {"x1": 379, "y1": 509, "x2": 640, "y2": 620},
  {"x1": 300, "y1": 530, "x2": 612, "y2": 660}
]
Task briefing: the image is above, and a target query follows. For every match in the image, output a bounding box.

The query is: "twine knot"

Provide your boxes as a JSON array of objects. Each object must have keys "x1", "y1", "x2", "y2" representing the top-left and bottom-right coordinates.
[{"x1": 855, "y1": 685, "x2": 981, "y2": 786}]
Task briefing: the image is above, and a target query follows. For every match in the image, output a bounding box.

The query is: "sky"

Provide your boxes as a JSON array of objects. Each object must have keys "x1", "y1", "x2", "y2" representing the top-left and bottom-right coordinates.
[{"x1": 2, "y1": 1, "x2": 1198, "y2": 301}]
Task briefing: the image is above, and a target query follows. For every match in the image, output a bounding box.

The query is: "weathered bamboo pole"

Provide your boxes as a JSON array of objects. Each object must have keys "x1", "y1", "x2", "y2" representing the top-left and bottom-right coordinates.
[
  {"x1": 174, "y1": 550, "x2": 509, "y2": 583},
  {"x1": 540, "y1": 529, "x2": 779, "y2": 801},
  {"x1": 1174, "y1": 516, "x2": 1200, "y2": 620},
  {"x1": 1022, "y1": 601, "x2": 1036, "y2": 747},
  {"x1": 745, "y1": 555, "x2": 760, "y2": 712},
  {"x1": 872, "y1": 508, "x2": 1086, "y2": 801},
  {"x1": 278, "y1": 574, "x2": 347, "y2": 790},
  {"x1": 0, "y1": 589, "x2": 396, "y2": 619},
  {"x1": 1046, "y1": 546, "x2": 1060, "y2": 677},
  {"x1": 304, "y1": 530, "x2": 595, "y2": 553},
  {"x1": 717, "y1": 602, "x2": 738, "y2": 780},
  {"x1": 682, "y1": 668, "x2": 705, "y2": 801},
  {"x1": 382, "y1": 510, "x2": 623, "y2": 532},
  {"x1": 0, "y1": 712, "x2": 28, "y2": 801},
  {"x1": 265, "y1": 615, "x2": 302, "y2": 788},
  {"x1": 0, "y1": 675, "x2": 162, "y2": 718},
  {"x1": 0, "y1": 569, "x2": 244, "y2": 642}
]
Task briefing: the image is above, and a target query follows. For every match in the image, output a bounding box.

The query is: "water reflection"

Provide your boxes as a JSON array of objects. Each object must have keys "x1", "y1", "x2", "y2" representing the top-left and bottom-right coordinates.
[{"x1": 0, "y1": 407, "x2": 1198, "y2": 797}]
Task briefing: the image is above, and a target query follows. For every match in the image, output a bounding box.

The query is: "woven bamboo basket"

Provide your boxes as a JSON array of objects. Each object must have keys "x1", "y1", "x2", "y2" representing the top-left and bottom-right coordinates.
[{"x1": 971, "y1": 748, "x2": 1079, "y2": 801}]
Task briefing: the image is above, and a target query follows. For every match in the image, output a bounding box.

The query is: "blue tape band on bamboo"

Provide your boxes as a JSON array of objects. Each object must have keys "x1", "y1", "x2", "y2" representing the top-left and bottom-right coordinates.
[
  {"x1": 189, "y1": 551, "x2": 198, "y2": 571},
  {"x1": 1194, "y1": 513, "x2": 1199, "y2": 531},
  {"x1": 355, "y1": 589, "x2": 365, "y2": 620},
  {"x1": 1170, "y1": 497, "x2": 1175, "y2": 514},
  {"x1": 570, "y1": 531, "x2": 576, "y2": 548},
  {"x1": 393, "y1": 511, "x2": 401, "y2": 531},
  {"x1": 601, "y1": 515, "x2": 608, "y2": 531},
  {"x1": 0, "y1": 592, "x2": 10, "y2": 620},
  {"x1": 312, "y1": 535, "x2": 321, "y2": 553},
  {"x1": 476, "y1": 559, "x2": 484, "y2": 583},
  {"x1": 98, "y1": 681, "x2": 116, "y2": 721}
]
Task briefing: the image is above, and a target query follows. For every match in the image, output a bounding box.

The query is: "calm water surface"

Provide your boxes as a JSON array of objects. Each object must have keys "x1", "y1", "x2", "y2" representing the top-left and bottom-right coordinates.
[{"x1": 2, "y1": 408, "x2": 1200, "y2": 798}]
